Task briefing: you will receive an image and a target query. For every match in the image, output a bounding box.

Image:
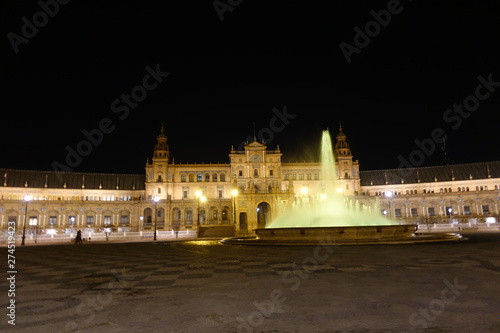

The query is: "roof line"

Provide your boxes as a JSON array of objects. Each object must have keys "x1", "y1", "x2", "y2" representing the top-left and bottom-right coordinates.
[{"x1": 359, "y1": 160, "x2": 500, "y2": 173}]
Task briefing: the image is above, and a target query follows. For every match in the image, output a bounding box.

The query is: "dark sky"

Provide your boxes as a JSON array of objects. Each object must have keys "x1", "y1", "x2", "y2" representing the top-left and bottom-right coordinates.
[{"x1": 1, "y1": 0, "x2": 499, "y2": 175}]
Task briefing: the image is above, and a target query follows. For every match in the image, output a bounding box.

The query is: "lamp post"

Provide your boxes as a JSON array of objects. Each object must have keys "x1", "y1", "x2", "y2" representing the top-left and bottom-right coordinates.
[
  {"x1": 195, "y1": 190, "x2": 205, "y2": 225},
  {"x1": 231, "y1": 189, "x2": 238, "y2": 224},
  {"x1": 448, "y1": 207, "x2": 453, "y2": 223},
  {"x1": 154, "y1": 196, "x2": 160, "y2": 240},
  {"x1": 21, "y1": 194, "x2": 32, "y2": 246},
  {"x1": 34, "y1": 218, "x2": 38, "y2": 244},
  {"x1": 195, "y1": 190, "x2": 206, "y2": 237},
  {"x1": 195, "y1": 191, "x2": 201, "y2": 226}
]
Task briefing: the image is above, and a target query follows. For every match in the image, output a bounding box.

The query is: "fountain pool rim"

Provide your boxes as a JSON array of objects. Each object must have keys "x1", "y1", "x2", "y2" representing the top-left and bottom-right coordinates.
[{"x1": 220, "y1": 224, "x2": 465, "y2": 245}]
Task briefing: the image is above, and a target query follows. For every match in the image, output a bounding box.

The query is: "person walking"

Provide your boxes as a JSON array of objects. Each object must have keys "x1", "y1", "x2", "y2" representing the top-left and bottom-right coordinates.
[{"x1": 75, "y1": 230, "x2": 83, "y2": 244}]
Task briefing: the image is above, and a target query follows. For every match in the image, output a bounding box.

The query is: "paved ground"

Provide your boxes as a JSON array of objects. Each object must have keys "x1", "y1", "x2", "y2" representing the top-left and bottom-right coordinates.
[{"x1": 2, "y1": 232, "x2": 500, "y2": 333}]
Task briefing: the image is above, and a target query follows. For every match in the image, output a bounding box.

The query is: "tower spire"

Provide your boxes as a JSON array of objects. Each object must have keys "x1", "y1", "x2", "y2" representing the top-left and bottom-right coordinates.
[
  {"x1": 153, "y1": 123, "x2": 170, "y2": 160},
  {"x1": 335, "y1": 124, "x2": 351, "y2": 157}
]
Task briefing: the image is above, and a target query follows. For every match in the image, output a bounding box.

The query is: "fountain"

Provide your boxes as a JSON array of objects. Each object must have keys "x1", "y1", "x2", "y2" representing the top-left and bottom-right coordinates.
[{"x1": 221, "y1": 130, "x2": 463, "y2": 245}]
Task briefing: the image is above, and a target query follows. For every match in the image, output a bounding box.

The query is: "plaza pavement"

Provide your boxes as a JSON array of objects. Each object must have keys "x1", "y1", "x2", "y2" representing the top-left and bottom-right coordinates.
[{"x1": 2, "y1": 231, "x2": 500, "y2": 333}]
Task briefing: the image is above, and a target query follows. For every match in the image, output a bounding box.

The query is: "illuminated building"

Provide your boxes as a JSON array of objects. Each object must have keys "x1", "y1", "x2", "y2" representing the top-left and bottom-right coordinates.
[{"x1": 1, "y1": 126, "x2": 499, "y2": 237}]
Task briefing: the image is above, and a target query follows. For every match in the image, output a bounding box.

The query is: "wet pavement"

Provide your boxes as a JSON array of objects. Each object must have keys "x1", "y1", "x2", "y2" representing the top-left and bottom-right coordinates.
[{"x1": 3, "y1": 232, "x2": 500, "y2": 332}]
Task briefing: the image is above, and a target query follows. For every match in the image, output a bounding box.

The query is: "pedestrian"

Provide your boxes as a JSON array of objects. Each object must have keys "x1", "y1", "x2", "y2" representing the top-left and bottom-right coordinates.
[{"x1": 75, "y1": 230, "x2": 82, "y2": 244}]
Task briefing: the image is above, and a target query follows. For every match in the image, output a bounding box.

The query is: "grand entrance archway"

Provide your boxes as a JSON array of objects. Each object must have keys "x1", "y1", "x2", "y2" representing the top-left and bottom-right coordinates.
[{"x1": 257, "y1": 202, "x2": 271, "y2": 228}]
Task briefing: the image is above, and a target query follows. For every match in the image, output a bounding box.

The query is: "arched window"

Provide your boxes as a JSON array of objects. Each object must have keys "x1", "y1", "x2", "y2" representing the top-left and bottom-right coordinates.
[
  {"x1": 205, "y1": 173, "x2": 210, "y2": 182},
  {"x1": 188, "y1": 173, "x2": 194, "y2": 182},
  {"x1": 220, "y1": 173, "x2": 226, "y2": 182},
  {"x1": 212, "y1": 173, "x2": 218, "y2": 182},
  {"x1": 254, "y1": 169, "x2": 259, "y2": 177},
  {"x1": 181, "y1": 174, "x2": 187, "y2": 182},
  {"x1": 197, "y1": 173, "x2": 203, "y2": 182},
  {"x1": 120, "y1": 214, "x2": 130, "y2": 225}
]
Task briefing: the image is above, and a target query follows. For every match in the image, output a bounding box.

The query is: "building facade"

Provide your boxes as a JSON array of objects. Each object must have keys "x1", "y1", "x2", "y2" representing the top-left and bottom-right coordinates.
[{"x1": 1, "y1": 126, "x2": 499, "y2": 237}]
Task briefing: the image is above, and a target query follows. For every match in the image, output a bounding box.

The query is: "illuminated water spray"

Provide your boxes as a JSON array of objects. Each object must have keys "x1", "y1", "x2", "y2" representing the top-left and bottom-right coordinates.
[{"x1": 267, "y1": 130, "x2": 393, "y2": 228}]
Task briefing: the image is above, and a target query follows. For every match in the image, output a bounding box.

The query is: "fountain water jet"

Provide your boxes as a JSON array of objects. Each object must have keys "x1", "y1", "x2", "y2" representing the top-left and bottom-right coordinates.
[
  {"x1": 267, "y1": 130, "x2": 394, "y2": 229},
  {"x1": 221, "y1": 130, "x2": 463, "y2": 245}
]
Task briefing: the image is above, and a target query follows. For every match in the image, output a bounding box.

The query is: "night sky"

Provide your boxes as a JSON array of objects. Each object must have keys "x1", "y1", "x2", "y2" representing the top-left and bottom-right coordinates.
[{"x1": 1, "y1": 0, "x2": 499, "y2": 175}]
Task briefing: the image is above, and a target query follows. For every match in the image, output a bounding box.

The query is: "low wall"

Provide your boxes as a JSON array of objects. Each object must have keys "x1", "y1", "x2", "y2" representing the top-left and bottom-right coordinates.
[{"x1": 198, "y1": 225, "x2": 235, "y2": 238}]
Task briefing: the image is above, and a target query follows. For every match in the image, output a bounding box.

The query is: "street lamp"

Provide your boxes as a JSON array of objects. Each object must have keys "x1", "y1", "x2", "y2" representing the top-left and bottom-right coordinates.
[
  {"x1": 153, "y1": 195, "x2": 160, "y2": 240},
  {"x1": 448, "y1": 207, "x2": 453, "y2": 223},
  {"x1": 231, "y1": 189, "x2": 238, "y2": 224},
  {"x1": 199, "y1": 196, "x2": 207, "y2": 224},
  {"x1": 21, "y1": 194, "x2": 32, "y2": 246},
  {"x1": 195, "y1": 191, "x2": 207, "y2": 225},
  {"x1": 34, "y1": 217, "x2": 38, "y2": 244},
  {"x1": 195, "y1": 191, "x2": 206, "y2": 238}
]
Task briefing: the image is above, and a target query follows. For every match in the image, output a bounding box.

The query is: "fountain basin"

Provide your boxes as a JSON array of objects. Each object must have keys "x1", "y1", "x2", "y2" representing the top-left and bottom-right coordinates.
[
  {"x1": 256, "y1": 224, "x2": 416, "y2": 241},
  {"x1": 220, "y1": 224, "x2": 465, "y2": 245}
]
